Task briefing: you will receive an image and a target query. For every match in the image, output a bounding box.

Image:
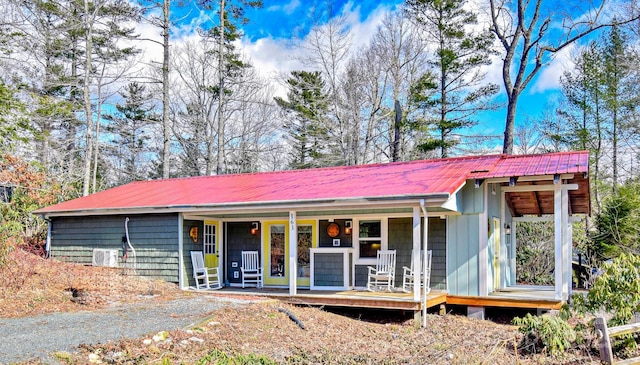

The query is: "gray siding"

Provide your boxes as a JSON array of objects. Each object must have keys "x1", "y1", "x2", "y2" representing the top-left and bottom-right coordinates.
[
  {"x1": 313, "y1": 253, "x2": 345, "y2": 286},
  {"x1": 50, "y1": 214, "x2": 180, "y2": 282},
  {"x1": 447, "y1": 214, "x2": 480, "y2": 296},
  {"x1": 354, "y1": 217, "x2": 446, "y2": 289},
  {"x1": 225, "y1": 222, "x2": 261, "y2": 285},
  {"x1": 182, "y1": 219, "x2": 204, "y2": 287}
]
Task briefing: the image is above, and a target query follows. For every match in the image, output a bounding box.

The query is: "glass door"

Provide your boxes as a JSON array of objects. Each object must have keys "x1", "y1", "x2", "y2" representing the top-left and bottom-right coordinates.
[{"x1": 296, "y1": 224, "x2": 314, "y2": 287}]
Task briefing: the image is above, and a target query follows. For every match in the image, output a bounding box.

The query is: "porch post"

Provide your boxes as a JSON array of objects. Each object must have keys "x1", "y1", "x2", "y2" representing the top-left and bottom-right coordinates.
[
  {"x1": 554, "y1": 183, "x2": 563, "y2": 300},
  {"x1": 289, "y1": 211, "x2": 297, "y2": 296},
  {"x1": 412, "y1": 206, "x2": 421, "y2": 302},
  {"x1": 421, "y1": 203, "x2": 429, "y2": 329},
  {"x1": 562, "y1": 188, "x2": 570, "y2": 300},
  {"x1": 479, "y1": 183, "x2": 489, "y2": 296}
]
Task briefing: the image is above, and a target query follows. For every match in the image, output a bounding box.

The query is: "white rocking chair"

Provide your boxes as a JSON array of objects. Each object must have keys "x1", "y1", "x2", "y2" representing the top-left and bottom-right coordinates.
[
  {"x1": 191, "y1": 251, "x2": 222, "y2": 290},
  {"x1": 402, "y1": 250, "x2": 432, "y2": 293},
  {"x1": 366, "y1": 250, "x2": 396, "y2": 292},
  {"x1": 241, "y1": 250, "x2": 263, "y2": 288}
]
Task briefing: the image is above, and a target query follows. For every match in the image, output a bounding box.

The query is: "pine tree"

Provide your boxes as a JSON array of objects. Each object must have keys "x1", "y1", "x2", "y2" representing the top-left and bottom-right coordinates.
[
  {"x1": 197, "y1": 0, "x2": 262, "y2": 175},
  {"x1": 275, "y1": 71, "x2": 330, "y2": 169},
  {"x1": 406, "y1": 0, "x2": 498, "y2": 158},
  {"x1": 104, "y1": 82, "x2": 159, "y2": 185}
]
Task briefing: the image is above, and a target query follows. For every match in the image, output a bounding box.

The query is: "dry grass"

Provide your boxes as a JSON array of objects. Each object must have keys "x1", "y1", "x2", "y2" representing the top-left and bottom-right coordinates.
[
  {"x1": 0, "y1": 248, "x2": 187, "y2": 318},
  {"x1": 1, "y1": 249, "x2": 599, "y2": 364}
]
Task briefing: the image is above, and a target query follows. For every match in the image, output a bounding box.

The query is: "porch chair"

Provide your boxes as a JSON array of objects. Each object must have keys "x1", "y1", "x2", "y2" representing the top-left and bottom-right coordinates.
[
  {"x1": 190, "y1": 251, "x2": 222, "y2": 290},
  {"x1": 402, "y1": 250, "x2": 432, "y2": 293},
  {"x1": 241, "y1": 250, "x2": 263, "y2": 288},
  {"x1": 366, "y1": 250, "x2": 397, "y2": 292}
]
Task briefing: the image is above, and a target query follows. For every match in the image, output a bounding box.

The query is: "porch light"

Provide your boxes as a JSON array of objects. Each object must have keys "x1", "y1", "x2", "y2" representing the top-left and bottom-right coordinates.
[
  {"x1": 251, "y1": 222, "x2": 259, "y2": 235},
  {"x1": 504, "y1": 224, "x2": 511, "y2": 236},
  {"x1": 344, "y1": 220, "x2": 352, "y2": 235}
]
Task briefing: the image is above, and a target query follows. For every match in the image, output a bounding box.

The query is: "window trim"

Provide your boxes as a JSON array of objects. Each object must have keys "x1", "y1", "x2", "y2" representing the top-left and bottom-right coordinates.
[{"x1": 354, "y1": 217, "x2": 388, "y2": 264}]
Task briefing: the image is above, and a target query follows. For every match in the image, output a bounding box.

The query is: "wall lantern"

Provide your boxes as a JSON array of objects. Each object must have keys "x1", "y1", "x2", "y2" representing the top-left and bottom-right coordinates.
[
  {"x1": 251, "y1": 222, "x2": 259, "y2": 235},
  {"x1": 189, "y1": 226, "x2": 198, "y2": 243},
  {"x1": 504, "y1": 223, "x2": 511, "y2": 236},
  {"x1": 344, "y1": 220, "x2": 352, "y2": 235}
]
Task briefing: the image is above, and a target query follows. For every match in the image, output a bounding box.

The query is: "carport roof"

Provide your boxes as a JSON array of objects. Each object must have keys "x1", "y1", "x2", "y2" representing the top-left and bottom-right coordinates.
[{"x1": 35, "y1": 151, "x2": 590, "y2": 216}]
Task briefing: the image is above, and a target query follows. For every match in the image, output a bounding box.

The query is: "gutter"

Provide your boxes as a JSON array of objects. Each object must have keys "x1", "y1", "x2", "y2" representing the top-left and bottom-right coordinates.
[{"x1": 37, "y1": 194, "x2": 453, "y2": 218}]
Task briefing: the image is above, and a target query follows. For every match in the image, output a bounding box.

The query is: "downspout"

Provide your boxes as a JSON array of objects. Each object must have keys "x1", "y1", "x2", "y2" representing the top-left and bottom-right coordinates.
[
  {"x1": 45, "y1": 216, "x2": 51, "y2": 258},
  {"x1": 420, "y1": 199, "x2": 428, "y2": 328}
]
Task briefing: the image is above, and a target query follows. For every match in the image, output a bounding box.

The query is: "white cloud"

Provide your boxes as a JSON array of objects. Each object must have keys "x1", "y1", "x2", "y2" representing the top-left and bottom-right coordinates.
[
  {"x1": 238, "y1": 2, "x2": 397, "y2": 98},
  {"x1": 267, "y1": 0, "x2": 301, "y2": 14},
  {"x1": 530, "y1": 43, "x2": 577, "y2": 94}
]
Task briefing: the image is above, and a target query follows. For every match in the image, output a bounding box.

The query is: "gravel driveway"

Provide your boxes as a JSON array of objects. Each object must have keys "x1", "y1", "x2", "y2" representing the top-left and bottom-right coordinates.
[{"x1": 0, "y1": 294, "x2": 256, "y2": 364}]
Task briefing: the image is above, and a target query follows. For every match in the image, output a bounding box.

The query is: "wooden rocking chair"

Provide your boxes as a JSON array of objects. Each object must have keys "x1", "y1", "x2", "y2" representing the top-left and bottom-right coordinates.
[
  {"x1": 241, "y1": 251, "x2": 263, "y2": 288},
  {"x1": 402, "y1": 250, "x2": 432, "y2": 293},
  {"x1": 191, "y1": 251, "x2": 222, "y2": 290},
  {"x1": 366, "y1": 250, "x2": 396, "y2": 291}
]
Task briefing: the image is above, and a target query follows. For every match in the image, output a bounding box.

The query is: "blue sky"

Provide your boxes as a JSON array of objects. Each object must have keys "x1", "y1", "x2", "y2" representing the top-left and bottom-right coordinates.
[{"x1": 157, "y1": 0, "x2": 584, "y2": 150}]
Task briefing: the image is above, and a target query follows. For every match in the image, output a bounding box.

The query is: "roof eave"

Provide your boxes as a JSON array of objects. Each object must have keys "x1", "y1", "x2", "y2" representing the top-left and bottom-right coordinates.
[{"x1": 37, "y1": 193, "x2": 452, "y2": 218}]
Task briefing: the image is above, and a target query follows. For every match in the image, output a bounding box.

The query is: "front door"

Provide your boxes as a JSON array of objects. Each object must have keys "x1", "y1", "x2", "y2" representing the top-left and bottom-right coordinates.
[
  {"x1": 203, "y1": 221, "x2": 219, "y2": 270},
  {"x1": 262, "y1": 220, "x2": 317, "y2": 287},
  {"x1": 296, "y1": 222, "x2": 316, "y2": 287},
  {"x1": 492, "y1": 217, "x2": 501, "y2": 290}
]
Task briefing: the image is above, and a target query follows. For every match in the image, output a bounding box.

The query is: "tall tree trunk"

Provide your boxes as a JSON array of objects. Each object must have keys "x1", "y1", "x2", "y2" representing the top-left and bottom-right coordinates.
[
  {"x1": 503, "y1": 92, "x2": 519, "y2": 154},
  {"x1": 392, "y1": 99, "x2": 401, "y2": 162},
  {"x1": 215, "y1": 0, "x2": 225, "y2": 175},
  {"x1": 82, "y1": 0, "x2": 94, "y2": 196},
  {"x1": 162, "y1": 0, "x2": 170, "y2": 179}
]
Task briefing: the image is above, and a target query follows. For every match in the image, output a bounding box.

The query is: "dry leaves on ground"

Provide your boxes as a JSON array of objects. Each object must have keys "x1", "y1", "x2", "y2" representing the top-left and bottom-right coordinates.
[{"x1": 1, "y1": 249, "x2": 600, "y2": 364}]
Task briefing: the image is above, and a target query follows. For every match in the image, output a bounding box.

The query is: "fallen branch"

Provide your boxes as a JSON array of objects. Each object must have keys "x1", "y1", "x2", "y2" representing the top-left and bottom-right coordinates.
[{"x1": 278, "y1": 308, "x2": 305, "y2": 330}]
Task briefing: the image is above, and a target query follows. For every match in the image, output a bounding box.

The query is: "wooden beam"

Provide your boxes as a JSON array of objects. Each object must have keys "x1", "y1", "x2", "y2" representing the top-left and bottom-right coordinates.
[
  {"x1": 505, "y1": 192, "x2": 517, "y2": 217},
  {"x1": 530, "y1": 191, "x2": 542, "y2": 216},
  {"x1": 446, "y1": 295, "x2": 564, "y2": 310}
]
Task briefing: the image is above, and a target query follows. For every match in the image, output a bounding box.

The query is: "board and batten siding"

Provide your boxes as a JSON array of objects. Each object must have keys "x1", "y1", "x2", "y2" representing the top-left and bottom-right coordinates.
[
  {"x1": 50, "y1": 213, "x2": 180, "y2": 283},
  {"x1": 353, "y1": 217, "x2": 446, "y2": 289},
  {"x1": 447, "y1": 214, "x2": 480, "y2": 296}
]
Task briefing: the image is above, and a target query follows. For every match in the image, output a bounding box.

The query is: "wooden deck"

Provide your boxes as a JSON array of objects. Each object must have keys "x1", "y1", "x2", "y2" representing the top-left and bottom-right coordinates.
[
  {"x1": 204, "y1": 287, "x2": 447, "y2": 311},
  {"x1": 199, "y1": 285, "x2": 563, "y2": 311},
  {"x1": 447, "y1": 286, "x2": 564, "y2": 310}
]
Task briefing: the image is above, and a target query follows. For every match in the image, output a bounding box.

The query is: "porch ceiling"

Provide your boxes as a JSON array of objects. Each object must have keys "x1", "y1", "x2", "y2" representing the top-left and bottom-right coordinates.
[{"x1": 504, "y1": 174, "x2": 590, "y2": 217}]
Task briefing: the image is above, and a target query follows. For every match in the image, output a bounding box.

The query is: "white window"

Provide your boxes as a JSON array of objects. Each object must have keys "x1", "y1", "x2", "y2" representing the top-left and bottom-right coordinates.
[
  {"x1": 355, "y1": 218, "x2": 387, "y2": 261},
  {"x1": 204, "y1": 223, "x2": 216, "y2": 254}
]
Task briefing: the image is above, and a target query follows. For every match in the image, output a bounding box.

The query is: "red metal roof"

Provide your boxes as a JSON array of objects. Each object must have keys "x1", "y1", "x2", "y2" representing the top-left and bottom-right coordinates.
[{"x1": 36, "y1": 151, "x2": 589, "y2": 215}]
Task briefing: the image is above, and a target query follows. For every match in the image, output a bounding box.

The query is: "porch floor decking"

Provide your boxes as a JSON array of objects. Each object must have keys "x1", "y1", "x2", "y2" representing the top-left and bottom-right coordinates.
[
  {"x1": 447, "y1": 285, "x2": 564, "y2": 310},
  {"x1": 199, "y1": 286, "x2": 564, "y2": 311},
  {"x1": 204, "y1": 287, "x2": 448, "y2": 311}
]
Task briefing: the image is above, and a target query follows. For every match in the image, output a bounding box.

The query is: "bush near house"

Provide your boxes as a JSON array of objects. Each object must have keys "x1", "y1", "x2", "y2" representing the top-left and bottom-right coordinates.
[{"x1": 0, "y1": 154, "x2": 63, "y2": 267}]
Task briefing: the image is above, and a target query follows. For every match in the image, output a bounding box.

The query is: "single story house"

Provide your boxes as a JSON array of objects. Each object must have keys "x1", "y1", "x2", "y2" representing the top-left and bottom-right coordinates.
[{"x1": 34, "y1": 151, "x2": 590, "y2": 316}]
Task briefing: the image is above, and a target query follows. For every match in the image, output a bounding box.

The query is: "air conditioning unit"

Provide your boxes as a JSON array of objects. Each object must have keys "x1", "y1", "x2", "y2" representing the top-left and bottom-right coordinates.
[{"x1": 92, "y1": 248, "x2": 118, "y2": 268}]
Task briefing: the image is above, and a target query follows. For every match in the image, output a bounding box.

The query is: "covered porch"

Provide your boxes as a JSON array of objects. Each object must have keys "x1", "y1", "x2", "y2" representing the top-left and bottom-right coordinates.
[{"x1": 472, "y1": 163, "x2": 590, "y2": 304}]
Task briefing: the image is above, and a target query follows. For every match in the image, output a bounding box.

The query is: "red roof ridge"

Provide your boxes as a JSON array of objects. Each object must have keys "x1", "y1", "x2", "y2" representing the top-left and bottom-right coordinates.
[
  {"x1": 498, "y1": 150, "x2": 589, "y2": 160},
  {"x1": 122, "y1": 153, "x2": 506, "y2": 185}
]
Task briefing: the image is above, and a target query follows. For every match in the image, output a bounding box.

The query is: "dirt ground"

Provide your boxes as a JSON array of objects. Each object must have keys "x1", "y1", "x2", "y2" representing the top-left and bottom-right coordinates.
[{"x1": 1, "y1": 249, "x2": 601, "y2": 364}]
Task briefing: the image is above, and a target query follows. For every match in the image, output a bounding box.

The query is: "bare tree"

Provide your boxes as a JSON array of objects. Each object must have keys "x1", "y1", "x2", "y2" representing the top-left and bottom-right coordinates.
[{"x1": 488, "y1": 0, "x2": 639, "y2": 154}]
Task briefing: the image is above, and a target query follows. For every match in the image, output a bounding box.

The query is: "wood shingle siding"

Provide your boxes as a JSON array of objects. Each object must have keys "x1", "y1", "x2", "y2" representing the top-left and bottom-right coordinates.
[
  {"x1": 388, "y1": 217, "x2": 447, "y2": 291},
  {"x1": 50, "y1": 214, "x2": 180, "y2": 283},
  {"x1": 225, "y1": 222, "x2": 261, "y2": 286},
  {"x1": 313, "y1": 253, "x2": 346, "y2": 286}
]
